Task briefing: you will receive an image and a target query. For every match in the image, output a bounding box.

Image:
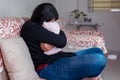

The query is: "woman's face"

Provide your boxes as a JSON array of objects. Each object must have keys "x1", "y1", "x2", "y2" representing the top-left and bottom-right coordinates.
[{"x1": 50, "y1": 19, "x2": 55, "y2": 22}]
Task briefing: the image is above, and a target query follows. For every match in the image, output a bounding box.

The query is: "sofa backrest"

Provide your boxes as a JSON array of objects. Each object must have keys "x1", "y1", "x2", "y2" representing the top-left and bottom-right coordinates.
[{"x1": 0, "y1": 17, "x2": 29, "y2": 39}]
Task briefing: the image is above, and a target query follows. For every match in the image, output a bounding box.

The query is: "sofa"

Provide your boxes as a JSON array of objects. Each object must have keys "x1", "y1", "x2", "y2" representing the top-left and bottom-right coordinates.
[
  {"x1": 0, "y1": 17, "x2": 40, "y2": 80},
  {"x1": 0, "y1": 17, "x2": 107, "y2": 80}
]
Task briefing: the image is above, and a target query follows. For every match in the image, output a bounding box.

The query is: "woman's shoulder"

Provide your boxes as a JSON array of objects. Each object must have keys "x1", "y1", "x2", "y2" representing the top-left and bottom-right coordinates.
[
  {"x1": 22, "y1": 21, "x2": 43, "y2": 29},
  {"x1": 23, "y1": 21, "x2": 38, "y2": 26}
]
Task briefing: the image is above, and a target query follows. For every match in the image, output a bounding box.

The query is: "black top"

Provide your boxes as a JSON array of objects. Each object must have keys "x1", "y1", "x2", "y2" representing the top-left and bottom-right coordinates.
[{"x1": 20, "y1": 21, "x2": 76, "y2": 69}]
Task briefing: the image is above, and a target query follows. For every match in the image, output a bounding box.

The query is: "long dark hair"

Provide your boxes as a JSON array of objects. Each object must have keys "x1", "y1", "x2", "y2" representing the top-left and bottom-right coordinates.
[{"x1": 31, "y1": 3, "x2": 59, "y2": 24}]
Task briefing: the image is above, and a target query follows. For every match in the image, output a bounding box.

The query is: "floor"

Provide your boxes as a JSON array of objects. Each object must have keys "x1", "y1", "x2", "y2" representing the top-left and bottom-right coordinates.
[
  {"x1": 101, "y1": 50, "x2": 120, "y2": 80},
  {"x1": 63, "y1": 48, "x2": 120, "y2": 80}
]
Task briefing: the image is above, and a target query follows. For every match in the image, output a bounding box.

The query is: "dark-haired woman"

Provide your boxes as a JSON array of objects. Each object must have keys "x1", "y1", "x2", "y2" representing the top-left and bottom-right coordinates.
[{"x1": 21, "y1": 3, "x2": 106, "y2": 80}]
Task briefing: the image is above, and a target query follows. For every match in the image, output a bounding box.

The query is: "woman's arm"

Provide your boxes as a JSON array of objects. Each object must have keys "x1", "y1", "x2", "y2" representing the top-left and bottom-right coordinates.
[
  {"x1": 40, "y1": 43, "x2": 55, "y2": 52},
  {"x1": 24, "y1": 21, "x2": 67, "y2": 48}
]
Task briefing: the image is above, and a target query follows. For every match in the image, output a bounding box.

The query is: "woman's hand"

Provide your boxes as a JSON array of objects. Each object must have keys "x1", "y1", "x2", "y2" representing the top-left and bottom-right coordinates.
[{"x1": 40, "y1": 42, "x2": 55, "y2": 52}]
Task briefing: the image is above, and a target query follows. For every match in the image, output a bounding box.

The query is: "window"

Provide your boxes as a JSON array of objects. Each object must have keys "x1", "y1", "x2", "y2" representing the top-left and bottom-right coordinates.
[{"x1": 89, "y1": 0, "x2": 120, "y2": 12}]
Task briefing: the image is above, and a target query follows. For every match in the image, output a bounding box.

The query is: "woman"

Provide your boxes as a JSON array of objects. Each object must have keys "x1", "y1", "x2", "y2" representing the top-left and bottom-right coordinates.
[{"x1": 20, "y1": 3, "x2": 106, "y2": 80}]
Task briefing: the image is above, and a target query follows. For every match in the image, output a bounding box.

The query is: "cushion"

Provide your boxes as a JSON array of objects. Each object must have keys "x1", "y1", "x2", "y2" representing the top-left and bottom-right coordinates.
[
  {"x1": 0, "y1": 37, "x2": 39, "y2": 80},
  {"x1": 64, "y1": 30, "x2": 108, "y2": 53},
  {"x1": 0, "y1": 17, "x2": 29, "y2": 39}
]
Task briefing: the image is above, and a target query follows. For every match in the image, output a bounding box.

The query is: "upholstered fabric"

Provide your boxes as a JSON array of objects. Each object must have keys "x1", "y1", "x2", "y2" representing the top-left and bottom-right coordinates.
[
  {"x1": 0, "y1": 17, "x2": 29, "y2": 80},
  {"x1": 0, "y1": 17, "x2": 29, "y2": 39},
  {"x1": 0, "y1": 37, "x2": 39, "y2": 80},
  {"x1": 0, "y1": 65, "x2": 9, "y2": 80},
  {"x1": 65, "y1": 30, "x2": 108, "y2": 53},
  {"x1": 0, "y1": 17, "x2": 40, "y2": 80}
]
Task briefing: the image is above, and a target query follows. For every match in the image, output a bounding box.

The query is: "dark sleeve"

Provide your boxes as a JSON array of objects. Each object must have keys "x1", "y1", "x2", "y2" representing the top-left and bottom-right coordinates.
[{"x1": 24, "y1": 21, "x2": 67, "y2": 48}]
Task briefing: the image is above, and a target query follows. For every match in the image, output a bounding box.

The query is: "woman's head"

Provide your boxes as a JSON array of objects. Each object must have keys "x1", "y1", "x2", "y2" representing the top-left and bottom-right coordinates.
[{"x1": 31, "y1": 3, "x2": 59, "y2": 24}]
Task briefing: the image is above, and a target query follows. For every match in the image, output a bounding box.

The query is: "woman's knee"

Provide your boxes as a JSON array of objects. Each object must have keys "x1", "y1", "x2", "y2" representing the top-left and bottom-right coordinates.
[
  {"x1": 96, "y1": 53, "x2": 106, "y2": 66},
  {"x1": 88, "y1": 54, "x2": 107, "y2": 77},
  {"x1": 91, "y1": 47, "x2": 104, "y2": 55}
]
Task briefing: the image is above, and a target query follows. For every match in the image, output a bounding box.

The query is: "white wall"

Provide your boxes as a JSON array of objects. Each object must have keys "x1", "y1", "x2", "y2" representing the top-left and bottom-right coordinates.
[
  {"x1": 0, "y1": 0, "x2": 53, "y2": 17},
  {"x1": 55, "y1": 0, "x2": 120, "y2": 51},
  {"x1": 89, "y1": 12, "x2": 120, "y2": 51},
  {"x1": 55, "y1": 0, "x2": 77, "y2": 24},
  {"x1": 44, "y1": 0, "x2": 56, "y2": 5}
]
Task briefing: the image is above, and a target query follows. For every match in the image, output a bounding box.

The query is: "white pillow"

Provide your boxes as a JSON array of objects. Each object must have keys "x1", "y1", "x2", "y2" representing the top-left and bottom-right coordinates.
[{"x1": 0, "y1": 37, "x2": 39, "y2": 80}]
